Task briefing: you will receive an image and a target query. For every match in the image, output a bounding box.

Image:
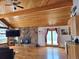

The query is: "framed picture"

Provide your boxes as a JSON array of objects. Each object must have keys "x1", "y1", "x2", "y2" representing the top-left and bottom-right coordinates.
[{"x1": 61, "y1": 29, "x2": 68, "y2": 35}]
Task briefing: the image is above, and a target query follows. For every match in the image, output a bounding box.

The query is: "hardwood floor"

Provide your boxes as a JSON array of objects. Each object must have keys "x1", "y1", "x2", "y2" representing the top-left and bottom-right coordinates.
[{"x1": 14, "y1": 46, "x2": 67, "y2": 59}]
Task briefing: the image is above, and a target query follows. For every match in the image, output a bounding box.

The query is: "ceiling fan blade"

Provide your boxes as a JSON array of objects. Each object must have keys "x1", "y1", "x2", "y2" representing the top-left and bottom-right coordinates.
[{"x1": 16, "y1": 5, "x2": 24, "y2": 9}]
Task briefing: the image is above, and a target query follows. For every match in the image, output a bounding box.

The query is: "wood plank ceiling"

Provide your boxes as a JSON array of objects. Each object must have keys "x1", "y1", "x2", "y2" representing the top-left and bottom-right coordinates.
[{"x1": 0, "y1": 0, "x2": 72, "y2": 27}]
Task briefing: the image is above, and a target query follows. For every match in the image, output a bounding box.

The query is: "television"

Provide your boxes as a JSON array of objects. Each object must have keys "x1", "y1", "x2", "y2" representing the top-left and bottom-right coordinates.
[{"x1": 6, "y1": 30, "x2": 20, "y2": 37}]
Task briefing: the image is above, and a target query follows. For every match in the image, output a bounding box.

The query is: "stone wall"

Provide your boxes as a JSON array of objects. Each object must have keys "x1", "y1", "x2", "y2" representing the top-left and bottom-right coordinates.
[{"x1": 19, "y1": 27, "x2": 38, "y2": 46}]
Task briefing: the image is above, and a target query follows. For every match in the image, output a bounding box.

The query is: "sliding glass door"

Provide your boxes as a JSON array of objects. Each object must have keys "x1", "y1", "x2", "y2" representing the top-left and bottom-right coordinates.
[{"x1": 46, "y1": 30, "x2": 58, "y2": 46}]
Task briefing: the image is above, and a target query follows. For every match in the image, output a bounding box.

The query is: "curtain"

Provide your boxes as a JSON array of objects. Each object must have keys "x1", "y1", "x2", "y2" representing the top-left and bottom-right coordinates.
[{"x1": 55, "y1": 28, "x2": 60, "y2": 47}]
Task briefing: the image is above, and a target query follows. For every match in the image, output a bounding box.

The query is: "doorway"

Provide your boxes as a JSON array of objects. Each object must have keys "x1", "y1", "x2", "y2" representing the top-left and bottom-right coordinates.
[{"x1": 46, "y1": 30, "x2": 58, "y2": 46}]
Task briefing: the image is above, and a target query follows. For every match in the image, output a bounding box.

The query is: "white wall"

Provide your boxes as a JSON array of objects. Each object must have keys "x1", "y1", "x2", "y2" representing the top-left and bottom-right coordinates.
[
  {"x1": 38, "y1": 27, "x2": 47, "y2": 46},
  {"x1": 38, "y1": 26, "x2": 71, "y2": 47},
  {"x1": 59, "y1": 26, "x2": 71, "y2": 47},
  {"x1": 73, "y1": 0, "x2": 79, "y2": 15}
]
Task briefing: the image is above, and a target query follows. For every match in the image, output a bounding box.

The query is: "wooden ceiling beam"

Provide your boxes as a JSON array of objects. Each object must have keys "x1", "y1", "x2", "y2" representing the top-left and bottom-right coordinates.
[
  {"x1": 10, "y1": 17, "x2": 70, "y2": 27},
  {"x1": 0, "y1": 0, "x2": 72, "y2": 18},
  {"x1": 0, "y1": 18, "x2": 15, "y2": 28},
  {"x1": 12, "y1": 22, "x2": 68, "y2": 28}
]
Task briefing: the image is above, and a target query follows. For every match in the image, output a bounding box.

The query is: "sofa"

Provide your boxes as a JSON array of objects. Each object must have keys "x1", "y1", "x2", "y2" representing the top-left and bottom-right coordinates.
[{"x1": 0, "y1": 47, "x2": 15, "y2": 59}]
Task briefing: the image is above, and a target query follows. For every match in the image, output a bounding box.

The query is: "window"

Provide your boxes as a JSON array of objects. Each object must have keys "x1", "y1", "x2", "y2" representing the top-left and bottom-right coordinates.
[
  {"x1": 0, "y1": 28, "x2": 7, "y2": 44},
  {"x1": 0, "y1": 21, "x2": 7, "y2": 27},
  {"x1": 0, "y1": 20, "x2": 8, "y2": 44}
]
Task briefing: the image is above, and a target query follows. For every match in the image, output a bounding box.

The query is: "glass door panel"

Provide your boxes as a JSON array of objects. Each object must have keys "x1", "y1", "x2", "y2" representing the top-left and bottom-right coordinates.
[
  {"x1": 52, "y1": 31, "x2": 58, "y2": 45},
  {"x1": 47, "y1": 31, "x2": 52, "y2": 45}
]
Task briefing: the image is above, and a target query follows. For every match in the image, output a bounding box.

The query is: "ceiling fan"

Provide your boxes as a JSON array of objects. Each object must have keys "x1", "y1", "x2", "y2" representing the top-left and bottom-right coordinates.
[{"x1": 5, "y1": 0, "x2": 24, "y2": 10}]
